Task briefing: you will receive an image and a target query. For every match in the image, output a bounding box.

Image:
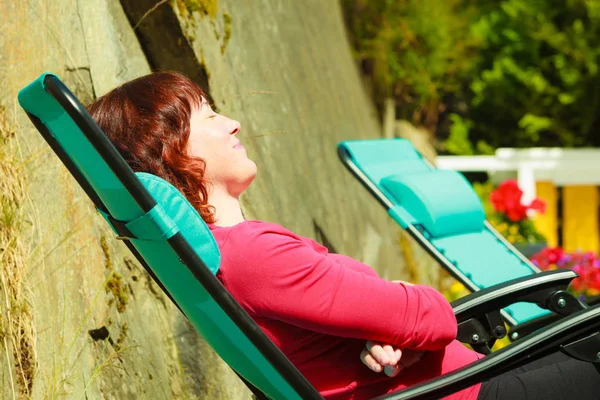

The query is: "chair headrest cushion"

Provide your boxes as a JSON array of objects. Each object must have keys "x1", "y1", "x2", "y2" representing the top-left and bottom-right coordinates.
[
  {"x1": 381, "y1": 170, "x2": 485, "y2": 238},
  {"x1": 135, "y1": 172, "x2": 221, "y2": 274}
]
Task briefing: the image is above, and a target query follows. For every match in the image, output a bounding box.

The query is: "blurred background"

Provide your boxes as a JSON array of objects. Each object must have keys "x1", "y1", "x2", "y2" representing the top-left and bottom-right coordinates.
[
  {"x1": 342, "y1": 0, "x2": 600, "y2": 302},
  {"x1": 1, "y1": 0, "x2": 599, "y2": 398}
]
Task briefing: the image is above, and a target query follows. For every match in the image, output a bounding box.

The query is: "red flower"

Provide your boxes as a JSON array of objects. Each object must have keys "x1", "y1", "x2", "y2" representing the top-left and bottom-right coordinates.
[
  {"x1": 531, "y1": 247, "x2": 564, "y2": 268},
  {"x1": 529, "y1": 198, "x2": 546, "y2": 214},
  {"x1": 531, "y1": 247, "x2": 600, "y2": 299},
  {"x1": 506, "y1": 203, "x2": 528, "y2": 221},
  {"x1": 490, "y1": 179, "x2": 546, "y2": 221},
  {"x1": 571, "y1": 276, "x2": 584, "y2": 291},
  {"x1": 545, "y1": 247, "x2": 564, "y2": 264},
  {"x1": 490, "y1": 180, "x2": 523, "y2": 214}
]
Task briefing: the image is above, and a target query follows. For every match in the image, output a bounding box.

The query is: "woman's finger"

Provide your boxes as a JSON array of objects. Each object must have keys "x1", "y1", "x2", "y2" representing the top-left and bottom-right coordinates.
[
  {"x1": 360, "y1": 348, "x2": 383, "y2": 372},
  {"x1": 382, "y1": 344, "x2": 400, "y2": 365},
  {"x1": 365, "y1": 340, "x2": 391, "y2": 365},
  {"x1": 394, "y1": 348, "x2": 402, "y2": 363}
]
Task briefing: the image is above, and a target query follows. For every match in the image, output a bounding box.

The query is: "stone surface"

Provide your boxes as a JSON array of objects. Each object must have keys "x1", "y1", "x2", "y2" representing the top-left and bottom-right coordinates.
[
  {"x1": 0, "y1": 0, "x2": 441, "y2": 398},
  {"x1": 0, "y1": 1, "x2": 198, "y2": 399},
  {"x1": 395, "y1": 119, "x2": 437, "y2": 163}
]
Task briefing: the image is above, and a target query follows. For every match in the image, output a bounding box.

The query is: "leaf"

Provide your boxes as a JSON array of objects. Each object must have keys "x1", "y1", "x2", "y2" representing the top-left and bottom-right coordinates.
[
  {"x1": 445, "y1": 114, "x2": 474, "y2": 155},
  {"x1": 558, "y1": 93, "x2": 576, "y2": 105},
  {"x1": 518, "y1": 114, "x2": 553, "y2": 142}
]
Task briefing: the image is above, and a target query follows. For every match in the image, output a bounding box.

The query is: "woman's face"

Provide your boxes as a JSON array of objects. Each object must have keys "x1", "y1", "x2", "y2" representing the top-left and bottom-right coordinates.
[{"x1": 187, "y1": 98, "x2": 257, "y2": 196}]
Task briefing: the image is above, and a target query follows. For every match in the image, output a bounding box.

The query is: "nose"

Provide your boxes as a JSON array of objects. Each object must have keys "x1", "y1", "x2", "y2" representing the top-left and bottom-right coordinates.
[{"x1": 229, "y1": 119, "x2": 240, "y2": 135}]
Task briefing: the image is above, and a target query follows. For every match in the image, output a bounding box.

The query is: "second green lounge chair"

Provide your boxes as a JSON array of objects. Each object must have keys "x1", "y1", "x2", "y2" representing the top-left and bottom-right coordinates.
[{"x1": 338, "y1": 138, "x2": 571, "y2": 340}]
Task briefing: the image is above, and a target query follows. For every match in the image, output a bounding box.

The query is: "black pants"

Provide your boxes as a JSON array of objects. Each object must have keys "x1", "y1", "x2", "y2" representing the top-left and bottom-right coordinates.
[{"x1": 477, "y1": 352, "x2": 600, "y2": 400}]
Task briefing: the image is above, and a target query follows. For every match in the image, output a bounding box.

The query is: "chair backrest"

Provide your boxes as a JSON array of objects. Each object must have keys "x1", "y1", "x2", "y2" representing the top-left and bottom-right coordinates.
[
  {"x1": 338, "y1": 139, "x2": 548, "y2": 326},
  {"x1": 18, "y1": 73, "x2": 322, "y2": 400}
]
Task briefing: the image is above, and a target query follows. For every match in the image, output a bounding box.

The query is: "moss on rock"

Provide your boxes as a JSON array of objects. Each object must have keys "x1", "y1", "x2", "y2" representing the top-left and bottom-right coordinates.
[{"x1": 105, "y1": 271, "x2": 129, "y2": 313}]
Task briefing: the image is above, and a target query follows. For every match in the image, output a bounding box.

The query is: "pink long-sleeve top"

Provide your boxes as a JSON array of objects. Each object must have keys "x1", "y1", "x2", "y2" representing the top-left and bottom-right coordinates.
[{"x1": 210, "y1": 220, "x2": 481, "y2": 399}]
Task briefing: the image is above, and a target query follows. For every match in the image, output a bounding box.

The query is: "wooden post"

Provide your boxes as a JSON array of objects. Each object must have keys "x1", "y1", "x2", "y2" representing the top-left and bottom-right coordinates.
[
  {"x1": 562, "y1": 185, "x2": 599, "y2": 253},
  {"x1": 534, "y1": 181, "x2": 558, "y2": 247},
  {"x1": 383, "y1": 97, "x2": 395, "y2": 138}
]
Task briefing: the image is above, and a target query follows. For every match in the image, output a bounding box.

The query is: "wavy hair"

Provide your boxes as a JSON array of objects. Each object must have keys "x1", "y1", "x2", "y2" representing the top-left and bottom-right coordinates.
[{"x1": 87, "y1": 71, "x2": 215, "y2": 223}]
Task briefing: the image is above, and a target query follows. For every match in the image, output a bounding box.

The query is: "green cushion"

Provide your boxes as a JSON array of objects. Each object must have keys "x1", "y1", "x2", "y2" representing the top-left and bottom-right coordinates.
[
  {"x1": 432, "y1": 230, "x2": 549, "y2": 323},
  {"x1": 381, "y1": 170, "x2": 485, "y2": 238},
  {"x1": 135, "y1": 172, "x2": 221, "y2": 274}
]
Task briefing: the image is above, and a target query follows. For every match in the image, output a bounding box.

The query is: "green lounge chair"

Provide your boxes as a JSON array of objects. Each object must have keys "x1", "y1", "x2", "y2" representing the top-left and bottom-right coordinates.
[
  {"x1": 338, "y1": 139, "x2": 586, "y2": 340},
  {"x1": 19, "y1": 74, "x2": 600, "y2": 399}
]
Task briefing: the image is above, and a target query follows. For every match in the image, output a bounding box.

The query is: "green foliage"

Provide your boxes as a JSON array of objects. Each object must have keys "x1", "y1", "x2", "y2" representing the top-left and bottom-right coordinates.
[
  {"x1": 472, "y1": 181, "x2": 496, "y2": 216},
  {"x1": 341, "y1": 0, "x2": 480, "y2": 128},
  {"x1": 342, "y1": 0, "x2": 600, "y2": 152},
  {"x1": 446, "y1": 114, "x2": 474, "y2": 155},
  {"x1": 465, "y1": 0, "x2": 600, "y2": 150}
]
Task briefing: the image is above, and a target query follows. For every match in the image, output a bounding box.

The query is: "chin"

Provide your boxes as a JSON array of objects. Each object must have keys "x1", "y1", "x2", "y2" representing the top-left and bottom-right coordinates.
[
  {"x1": 247, "y1": 159, "x2": 258, "y2": 175},
  {"x1": 245, "y1": 164, "x2": 258, "y2": 185},
  {"x1": 237, "y1": 160, "x2": 257, "y2": 190}
]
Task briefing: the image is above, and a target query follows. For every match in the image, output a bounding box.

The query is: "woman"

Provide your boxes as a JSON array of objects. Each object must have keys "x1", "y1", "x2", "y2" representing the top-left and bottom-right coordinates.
[{"x1": 88, "y1": 71, "x2": 600, "y2": 400}]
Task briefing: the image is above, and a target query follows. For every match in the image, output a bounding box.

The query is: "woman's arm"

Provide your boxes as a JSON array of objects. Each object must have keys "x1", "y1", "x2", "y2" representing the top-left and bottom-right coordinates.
[{"x1": 224, "y1": 227, "x2": 457, "y2": 351}]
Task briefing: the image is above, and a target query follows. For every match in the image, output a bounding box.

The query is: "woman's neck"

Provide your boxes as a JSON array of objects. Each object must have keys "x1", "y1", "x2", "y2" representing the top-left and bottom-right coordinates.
[{"x1": 209, "y1": 187, "x2": 245, "y2": 227}]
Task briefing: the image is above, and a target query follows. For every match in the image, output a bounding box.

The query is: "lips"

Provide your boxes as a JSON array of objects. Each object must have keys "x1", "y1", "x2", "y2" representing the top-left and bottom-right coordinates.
[{"x1": 233, "y1": 142, "x2": 244, "y2": 150}]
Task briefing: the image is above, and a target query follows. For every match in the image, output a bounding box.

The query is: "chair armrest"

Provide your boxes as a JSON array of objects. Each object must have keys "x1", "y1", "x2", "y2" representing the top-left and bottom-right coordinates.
[
  {"x1": 450, "y1": 269, "x2": 581, "y2": 353},
  {"x1": 452, "y1": 269, "x2": 579, "y2": 321},
  {"x1": 374, "y1": 304, "x2": 600, "y2": 400},
  {"x1": 510, "y1": 293, "x2": 600, "y2": 341}
]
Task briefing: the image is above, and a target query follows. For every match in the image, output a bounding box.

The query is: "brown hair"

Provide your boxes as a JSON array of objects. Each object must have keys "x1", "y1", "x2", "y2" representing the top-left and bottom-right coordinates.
[{"x1": 87, "y1": 71, "x2": 215, "y2": 223}]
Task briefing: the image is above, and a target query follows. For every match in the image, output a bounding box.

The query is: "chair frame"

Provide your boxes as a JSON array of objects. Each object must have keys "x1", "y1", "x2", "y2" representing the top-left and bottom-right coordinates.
[
  {"x1": 337, "y1": 143, "x2": 576, "y2": 340},
  {"x1": 24, "y1": 75, "x2": 318, "y2": 399}
]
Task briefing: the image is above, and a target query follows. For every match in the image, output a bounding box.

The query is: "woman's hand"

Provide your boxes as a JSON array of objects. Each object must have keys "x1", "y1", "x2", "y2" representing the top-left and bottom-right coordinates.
[
  {"x1": 360, "y1": 340, "x2": 402, "y2": 376},
  {"x1": 360, "y1": 340, "x2": 425, "y2": 377},
  {"x1": 359, "y1": 280, "x2": 420, "y2": 376}
]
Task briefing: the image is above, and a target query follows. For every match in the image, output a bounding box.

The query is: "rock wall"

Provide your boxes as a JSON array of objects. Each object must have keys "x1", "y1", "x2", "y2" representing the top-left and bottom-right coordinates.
[{"x1": 0, "y1": 0, "x2": 439, "y2": 398}]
